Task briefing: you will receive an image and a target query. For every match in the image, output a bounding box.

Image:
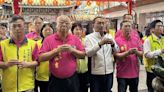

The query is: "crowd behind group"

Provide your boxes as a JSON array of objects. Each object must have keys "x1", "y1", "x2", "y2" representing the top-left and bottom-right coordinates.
[{"x1": 0, "y1": 14, "x2": 163, "y2": 92}]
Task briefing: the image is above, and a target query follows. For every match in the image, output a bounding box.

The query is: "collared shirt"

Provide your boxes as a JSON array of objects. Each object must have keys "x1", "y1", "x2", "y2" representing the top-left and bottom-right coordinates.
[
  {"x1": 39, "y1": 33, "x2": 84, "y2": 79},
  {"x1": 115, "y1": 29, "x2": 140, "y2": 40},
  {"x1": 0, "y1": 37, "x2": 38, "y2": 92},
  {"x1": 0, "y1": 37, "x2": 38, "y2": 61},
  {"x1": 26, "y1": 32, "x2": 40, "y2": 40},
  {"x1": 115, "y1": 30, "x2": 142, "y2": 78},
  {"x1": 9, "y1": 37, "x2": 28, "y2": 47},
  {"x1": 0, "y1": 36, "x2": 7, "y2": 41},
  {"x1": 144, "y1": 34, "x2": 163, "y2": 58},
  {"x1": 85, "y1": 32, "x2": 119, "y2": 75}
]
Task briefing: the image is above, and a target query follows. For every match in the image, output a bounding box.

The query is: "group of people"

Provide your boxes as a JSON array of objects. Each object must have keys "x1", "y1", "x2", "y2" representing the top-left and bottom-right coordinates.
[{"x1": 0, "y1": 13, "x2": 163, "y2": 92}]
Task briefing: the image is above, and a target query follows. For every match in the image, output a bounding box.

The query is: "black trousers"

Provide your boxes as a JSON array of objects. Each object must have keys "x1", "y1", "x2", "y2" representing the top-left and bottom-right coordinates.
[
  {"x1": 117, "y1": 77, "x2": 139, "y2": 92},
  {"x1": 90, "y1": 73, "x2": 113, "y2": 92},
  {"x1": 146, "y1": 72, "x2": 156, "y2": 92},
  {"x1": 48, "y1": 73, "x2": 80, "y2": 92},
  {"x1": 34, "y1": 80, "x2": 49, "y2": 92},
  {"x1": 77, "y1": 72, "x2": 89, "y2": 92},
  {"x1": 0, "y1": 84, "x2": 1, "y2": 92}
]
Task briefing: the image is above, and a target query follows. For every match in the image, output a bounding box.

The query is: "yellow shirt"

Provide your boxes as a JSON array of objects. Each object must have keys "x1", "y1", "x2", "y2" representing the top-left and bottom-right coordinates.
[
  {"x1": 108, "y1": 29, "x2": 115, "y2": 63},
  {"x1": 77, "y1": 38, "x2": 88, "y2": 73},
  {"x1": 36, "y1": 40, "x2": 49, "y2": 81},
  {"x1": 144, "y1": 34, "x2": 164, "y2": 72},
  {"x1": 108, "y1": 29, "x2": 115, "y2": 38},
  {"x1": 1, "y1": 39, "x2": 36, "y2": 92}
]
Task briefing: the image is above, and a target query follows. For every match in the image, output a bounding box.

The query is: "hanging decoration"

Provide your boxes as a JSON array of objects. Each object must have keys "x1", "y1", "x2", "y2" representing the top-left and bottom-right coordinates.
[
  {"x1": 76, "y1": 0, "x2": 80, "y2": 6},
  {"x1": 40, "y1": 0, "x2": 45, "y2": 6},
  {"x1": 87, "y1": 0, "x2": 91, "y2": 6},
  {"x1": 96, "y1": 0, "x2": 101, "y2": 6},
  {"x1": 128, "y1": 0, "x2": 132, "y2": 15},
  {"x1": 28, "y1": 0, "x2": 33, "y2": 5},
  {"x1": 53, "y1": 0, "x2": 58, "y2": 6},
  {"x1": 0, "y1": 0, "x2": 4, "y2": 5},
  {"x1": 13, "y1": 0, "x2": 22, "y2": 15},
  {"x1": 65, "y1": 0, "x2": 70, "y2": 6},
  {"x1": 109, "y1": 0, "x2": 130, "y2": 1}
]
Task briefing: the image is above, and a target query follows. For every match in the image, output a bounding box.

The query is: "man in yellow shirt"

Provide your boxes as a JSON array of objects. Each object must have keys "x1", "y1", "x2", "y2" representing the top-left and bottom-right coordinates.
[
  {"x1": 143, "y1": 20, "x2": 164, "y2": 92},
  {"x1": 0, "y1": 15, "x2": 38, "y2": 92}
]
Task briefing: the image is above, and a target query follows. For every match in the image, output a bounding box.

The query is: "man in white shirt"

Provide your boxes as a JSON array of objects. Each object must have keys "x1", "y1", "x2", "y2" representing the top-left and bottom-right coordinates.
[{"x1": 85, "y1": 16, "x2": 119, "y2": 92}]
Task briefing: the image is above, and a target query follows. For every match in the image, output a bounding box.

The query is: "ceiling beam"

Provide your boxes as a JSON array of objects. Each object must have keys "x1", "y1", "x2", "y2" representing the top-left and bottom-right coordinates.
[{"x1": 100, "y1": 0, "x2": 164, "y2": 14}]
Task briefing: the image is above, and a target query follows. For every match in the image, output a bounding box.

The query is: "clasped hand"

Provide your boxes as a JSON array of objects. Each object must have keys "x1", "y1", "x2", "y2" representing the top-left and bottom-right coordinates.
[
  {"x1": 6, "y1": 59, "x2": 30, "y2": 68},
  {"x1": 127, "y1": 48, "x2": 138, "y2": 55},
  {"x1": 56, "y1": 44, "x2": 74, "y2": 53},
  {"x1": 99, "y1": 38, "x2": 114, "y2": 46}
]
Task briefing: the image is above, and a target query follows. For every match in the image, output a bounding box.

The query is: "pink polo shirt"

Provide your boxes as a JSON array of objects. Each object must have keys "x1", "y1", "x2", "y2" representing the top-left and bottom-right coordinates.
[
  {"x1": 115, "y1": 31, "x2": 142, "y2": 78},
  {"x1": 115, "y1": 29, "x2": 140, "y2": 39},
  {"x1": 26, "y1": 32, "x2": 40, "y2": 39},
  {"x1": 39, "y1": 33, "x2": 84, "y2": 79}
]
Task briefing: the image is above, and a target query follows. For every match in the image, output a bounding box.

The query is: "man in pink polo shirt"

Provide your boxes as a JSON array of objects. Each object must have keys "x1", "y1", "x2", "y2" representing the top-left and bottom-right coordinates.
[
  {"x1": 115, "y1": 14, "x2": 140, "y2": 39},
  {"x1": 26, "y1": 16, "x2": 43, "y2": 41},
  {"x1": 39, "y1": 15, "x2": 85, "y2": 92},
  {"x1": 114, "y1": 20, "x2": 143, "y2": 92}
]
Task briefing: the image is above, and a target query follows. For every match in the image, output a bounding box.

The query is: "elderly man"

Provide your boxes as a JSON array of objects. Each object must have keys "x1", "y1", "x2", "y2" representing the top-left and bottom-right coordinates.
[
  {"x1": 85, "y1": 16, "x2": 119, "y2": 92},
  {"x1": 39, "y1": 15, "x2": 85, "y2": 92},
  {"x1": 0, "y1": 15, "x2": 38, "y2": 92}
]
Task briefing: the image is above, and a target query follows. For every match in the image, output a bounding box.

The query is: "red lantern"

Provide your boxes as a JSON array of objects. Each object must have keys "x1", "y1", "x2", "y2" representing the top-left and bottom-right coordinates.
[
  {"x1": 128, "y1": 0, "x2": 132, "y2": 15},
  {"x1": 96, "y1": 0, "x2": 101, "y2": 6},
  {"x1": 87, "y1": 0, "x2": 91, "y2": 6},
  {"x1": 65, "y1": 0, "x2": 70, "y2": 6},
  {"x1": 40, "y1": 0, "x2": 45, "y2": 6},
  {"x1": 53, "y1": 0, "x2": 58, "y2": 6},
  {"x1": 28, "y1": 0, "x2": 33, "y2": 5},
  {"x1": 76, "y1": 0, "x2": 80, "y2": 6},
  {"x1": 0, "y1": 0, "x2": 4, "y2": 5}
]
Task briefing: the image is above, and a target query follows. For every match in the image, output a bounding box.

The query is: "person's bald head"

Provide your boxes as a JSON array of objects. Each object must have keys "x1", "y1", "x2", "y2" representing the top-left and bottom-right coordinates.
[
  {"x1": 56, "y1": 15, "x2": 71, "y2": 24},
  {"x1": 56, "y1": 15, "x2": 71, "y2": 34}
]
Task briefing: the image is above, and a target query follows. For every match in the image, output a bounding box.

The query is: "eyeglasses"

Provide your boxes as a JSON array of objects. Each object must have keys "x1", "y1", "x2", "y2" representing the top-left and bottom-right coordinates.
[{"x1": 59, "y1": 21, "x2": 70, "y2": 25}]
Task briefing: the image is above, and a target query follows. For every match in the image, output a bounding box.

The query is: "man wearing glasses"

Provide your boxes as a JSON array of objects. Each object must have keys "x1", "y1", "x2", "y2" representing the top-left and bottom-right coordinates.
[
  {"x1": 39, "y1": 15, "x2": 85, "y2": 92},
  {"x1": 144, "y1": 20, "x2": 164, "y2": 92}
]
